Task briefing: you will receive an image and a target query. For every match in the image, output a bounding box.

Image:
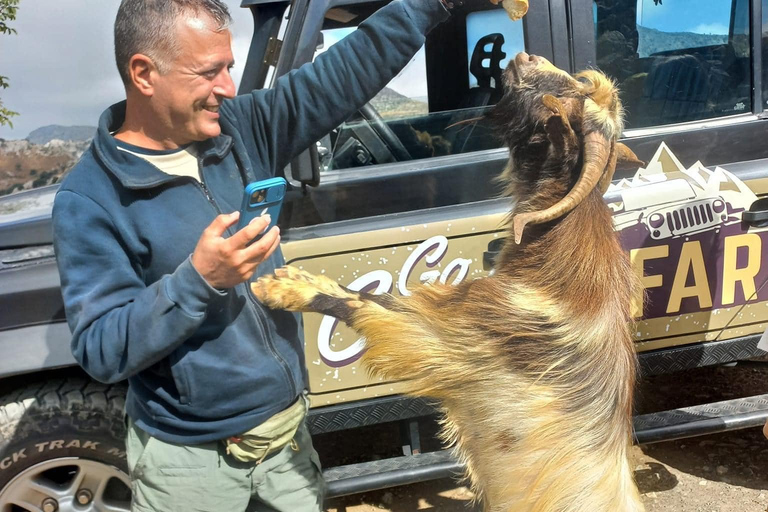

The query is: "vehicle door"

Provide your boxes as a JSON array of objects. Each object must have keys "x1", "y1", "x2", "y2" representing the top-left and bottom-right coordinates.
[
  {"x1": 569, "y1": 0, "x2": 768, "y2": 358},
  {"x1": 262, "y1": 0, "x2": 554, "y2": 407}
]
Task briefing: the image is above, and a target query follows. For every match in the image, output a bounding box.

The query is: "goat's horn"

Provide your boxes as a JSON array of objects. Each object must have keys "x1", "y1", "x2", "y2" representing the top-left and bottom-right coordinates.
[
  {"x1": 616, "y1": 142, "x2": 645, "y2": 168},
  {"x1": 513, "y1": 131, "x2": 611, "y2": 244}
]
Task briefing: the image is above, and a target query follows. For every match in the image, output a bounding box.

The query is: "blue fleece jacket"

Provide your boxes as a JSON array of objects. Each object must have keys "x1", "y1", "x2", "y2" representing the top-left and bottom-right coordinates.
[{"x1": 52, "y1": 0, "x2": 449, "y2": 444}]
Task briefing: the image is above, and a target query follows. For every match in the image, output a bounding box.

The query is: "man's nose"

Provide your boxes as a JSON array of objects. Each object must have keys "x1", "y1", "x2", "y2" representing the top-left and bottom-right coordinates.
[{"x1": 214, "y1": 69, "x2": 236, "y2": 99}]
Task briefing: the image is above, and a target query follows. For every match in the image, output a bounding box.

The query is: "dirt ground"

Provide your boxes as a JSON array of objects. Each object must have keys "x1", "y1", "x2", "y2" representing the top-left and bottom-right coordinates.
[{"x1": 323, "y1": 363, "x2": 768, "y2": 512}]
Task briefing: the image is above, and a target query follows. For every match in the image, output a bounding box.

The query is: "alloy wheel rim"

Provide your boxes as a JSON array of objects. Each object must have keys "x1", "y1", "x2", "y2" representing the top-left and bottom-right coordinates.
[{"x1": 0, "y1": 457, "x2": 130, "y2": 512}]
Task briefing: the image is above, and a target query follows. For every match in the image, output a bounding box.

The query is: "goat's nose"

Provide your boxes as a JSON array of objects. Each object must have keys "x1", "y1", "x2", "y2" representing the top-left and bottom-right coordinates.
[{"x1": 514, "y1": 52, "x2": 531, "y2": 66}]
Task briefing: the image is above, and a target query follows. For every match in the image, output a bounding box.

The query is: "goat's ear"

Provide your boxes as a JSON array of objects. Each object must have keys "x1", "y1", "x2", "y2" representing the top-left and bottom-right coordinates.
[
  {"x1": 575, "y1": 70, "x2": 617, "y2": 112},
  {"x1": 577, "y1": 72, "x2": 624, "y2": 139},
  {"x1": 542, "y1": 94, "x2": 577, "y2": 153},
  {"x1": 615, "y1": 142, "x2": 645, "y2": 171}
]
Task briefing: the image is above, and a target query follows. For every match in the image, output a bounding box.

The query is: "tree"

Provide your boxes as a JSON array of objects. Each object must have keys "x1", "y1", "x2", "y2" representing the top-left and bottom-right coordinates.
[{"x1": 0, "y1": 0, "x2": 20, "y2": 128}]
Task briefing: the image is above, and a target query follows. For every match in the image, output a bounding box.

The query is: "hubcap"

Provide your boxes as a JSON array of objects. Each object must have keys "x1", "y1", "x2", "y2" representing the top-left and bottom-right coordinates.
[{"x1": 0, "y1": 458, "x2": 130, "y2": 512}]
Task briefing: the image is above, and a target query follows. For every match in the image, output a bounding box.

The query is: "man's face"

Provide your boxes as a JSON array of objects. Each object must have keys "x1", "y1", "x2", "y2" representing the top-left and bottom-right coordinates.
[{"x1": 150, "y1": 16, "x2": 236, "y2": 148}]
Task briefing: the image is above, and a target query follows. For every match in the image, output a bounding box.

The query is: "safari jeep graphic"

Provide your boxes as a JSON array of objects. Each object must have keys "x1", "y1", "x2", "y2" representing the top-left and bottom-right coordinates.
[
  {"x1": 607, "y1": 143, "x2": 768, "y2": 346},
  {"x1": 609, "y1": 142, "x2": 756, "y2": 242},
  {"x1": 284, "y1": 142, "x2": 768, "y2": 405}
]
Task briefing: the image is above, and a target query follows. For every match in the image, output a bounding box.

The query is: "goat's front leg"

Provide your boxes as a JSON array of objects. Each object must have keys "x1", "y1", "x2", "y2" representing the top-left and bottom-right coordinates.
[
  {"x1": 252, "y1": 266, "x2": 466, "y2": 395},
  {"x1": 251, "y1": 265, "x2": 396, "y2": 322}
]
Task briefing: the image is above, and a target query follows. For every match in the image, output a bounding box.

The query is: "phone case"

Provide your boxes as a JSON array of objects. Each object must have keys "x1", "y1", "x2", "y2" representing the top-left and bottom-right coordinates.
[{"x1": 236, "y1": 177, "x2": 287, "y2": 240}]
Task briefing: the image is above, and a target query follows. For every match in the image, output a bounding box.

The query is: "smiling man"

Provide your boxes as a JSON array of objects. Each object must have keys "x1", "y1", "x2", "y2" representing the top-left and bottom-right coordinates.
[
  {"x1": 114, "y1": 10, "x2": 237, "y2": 148},
  {"x1": 51, "y1": 0, "x2": 452, "y2": 511}
]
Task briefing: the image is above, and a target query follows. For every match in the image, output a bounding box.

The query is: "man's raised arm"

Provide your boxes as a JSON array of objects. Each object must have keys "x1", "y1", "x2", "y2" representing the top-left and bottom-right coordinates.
[{"x1": 223, "y1": 0, "x2": 450, "y2": 172}]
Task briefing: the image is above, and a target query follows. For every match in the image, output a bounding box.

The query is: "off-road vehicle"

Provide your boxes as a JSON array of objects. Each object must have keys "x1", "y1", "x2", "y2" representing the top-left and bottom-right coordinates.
[{"x1": 2, "y1": 0, "x2": 768, "y2": 509}]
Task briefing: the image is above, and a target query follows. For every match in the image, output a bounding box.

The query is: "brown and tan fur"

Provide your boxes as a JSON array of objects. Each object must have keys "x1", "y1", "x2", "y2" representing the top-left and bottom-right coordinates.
[{"x1": 253, "y1": 53, "x2": 645, "y2": 512}]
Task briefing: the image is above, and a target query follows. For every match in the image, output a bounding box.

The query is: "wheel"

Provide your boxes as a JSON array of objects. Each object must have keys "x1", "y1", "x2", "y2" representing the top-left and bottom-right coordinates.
[{"x1": 0, "y1": 377, "x2": 131, "y2": 512}]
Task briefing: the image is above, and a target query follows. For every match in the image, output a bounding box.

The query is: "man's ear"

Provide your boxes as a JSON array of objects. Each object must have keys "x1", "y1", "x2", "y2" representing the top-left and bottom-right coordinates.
[{"x1": 128, "y1": 54, "x2": 159, "y2": 97}]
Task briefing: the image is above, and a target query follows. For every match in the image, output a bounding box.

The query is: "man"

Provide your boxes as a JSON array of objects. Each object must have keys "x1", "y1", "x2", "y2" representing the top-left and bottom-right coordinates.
[{"x1": 52, "y1": 0, "x2": 453, "y2": 510}]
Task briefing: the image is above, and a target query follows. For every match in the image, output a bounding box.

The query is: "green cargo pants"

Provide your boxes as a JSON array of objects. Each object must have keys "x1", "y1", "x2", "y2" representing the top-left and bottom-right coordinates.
[{"x1": 126, "y1": 418, "x2": 326, "y2": 512}]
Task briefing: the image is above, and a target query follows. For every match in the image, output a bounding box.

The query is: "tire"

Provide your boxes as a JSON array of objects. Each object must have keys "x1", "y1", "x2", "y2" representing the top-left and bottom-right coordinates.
[{"x1": 0, "y1": 377, "x2": 131, "y2": 511}]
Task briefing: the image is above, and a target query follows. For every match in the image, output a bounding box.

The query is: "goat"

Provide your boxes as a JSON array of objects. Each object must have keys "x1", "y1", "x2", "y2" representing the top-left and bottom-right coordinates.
[{"x1": 252, "y1": 52, "x2": 646, "y2": 512}]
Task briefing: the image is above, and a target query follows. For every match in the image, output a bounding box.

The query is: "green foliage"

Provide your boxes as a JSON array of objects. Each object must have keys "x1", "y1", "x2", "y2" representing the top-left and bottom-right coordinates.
[
  {"x1": 0, "y1": 0, "x2": 20, "y2": 128},
  {"x1": 0, "y1": 0, "x2": 19, "y2": 36}
]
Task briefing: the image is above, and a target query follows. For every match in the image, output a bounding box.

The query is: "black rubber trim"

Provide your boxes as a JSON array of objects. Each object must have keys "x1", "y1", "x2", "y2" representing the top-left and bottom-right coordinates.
[
  {"x1": 308, "y1": 395, "x2": 438, "y2": 435},
  {"x1": 633, "y1": 393, "x2": 768, "y2": 444},
  {"x1": 311, "y1": 335, "x2": 768, "y2": 434},
  {"x1": 638, "y1": 334, "x2": 766, "y2": 376},
  {"x1": 324, "y1": 393, "x2": 768, "y2": 497},
  {"x1": 324, "y1": 450, "x2": 461, "y2": 499}
]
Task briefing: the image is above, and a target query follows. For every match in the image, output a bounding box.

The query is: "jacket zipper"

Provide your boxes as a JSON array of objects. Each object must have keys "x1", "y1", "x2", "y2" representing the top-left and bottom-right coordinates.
[{"x1": 196, "y1": 159, "x2": 299, "y2": 399}]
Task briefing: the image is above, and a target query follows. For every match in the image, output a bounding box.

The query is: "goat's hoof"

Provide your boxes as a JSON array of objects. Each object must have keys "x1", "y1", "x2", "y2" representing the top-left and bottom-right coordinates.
[
  {"x1": 251, "y1": 266, "x2": 312, "y2": 311},
  {"x1": 251, "y1": 266, "x2": 350, "y2": 311}
]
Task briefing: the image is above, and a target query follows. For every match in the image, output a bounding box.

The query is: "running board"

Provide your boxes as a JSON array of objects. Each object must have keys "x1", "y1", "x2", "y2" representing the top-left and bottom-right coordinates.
[
  {"x1": 633, "y1": 393, "x2": 768, "y2": 444},
  {"x1": 323, "y1": 394, "x2": 768, "y2": 498},
  {"x1": 324, "y1": 450, "x2": 461, "y2": 498}
]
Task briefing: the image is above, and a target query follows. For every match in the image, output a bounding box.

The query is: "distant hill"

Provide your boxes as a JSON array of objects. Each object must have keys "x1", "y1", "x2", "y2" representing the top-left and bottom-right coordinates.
[
  {"x1": 26, "y1": 125, "x2": 96, "y2": 145},
  {"x1": 370, "y1": 87, "x2": 427, "y2": 119},
  {"x1": 637, "y1": 25, "x2": 728, "y2": 58},
  {"x1": 0, "y1": 139, "x2": 90, "y2": 196}
]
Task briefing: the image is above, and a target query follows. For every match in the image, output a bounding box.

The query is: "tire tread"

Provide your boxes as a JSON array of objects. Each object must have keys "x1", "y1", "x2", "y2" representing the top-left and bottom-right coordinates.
[{"x1": 0, "y1": 377, "x2": 128, "y2": 442}]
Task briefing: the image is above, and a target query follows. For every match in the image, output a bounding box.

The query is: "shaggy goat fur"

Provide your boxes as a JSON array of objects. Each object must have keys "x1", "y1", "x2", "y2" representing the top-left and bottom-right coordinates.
[{"x1": 253, "y1": 53, "x2": 645, "y2": 512}]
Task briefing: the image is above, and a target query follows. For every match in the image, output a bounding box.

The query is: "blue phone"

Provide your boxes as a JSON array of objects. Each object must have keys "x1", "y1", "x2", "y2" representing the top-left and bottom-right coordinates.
[{"x1": 236, "y1": 177, "x2": 287, "y2": 242}]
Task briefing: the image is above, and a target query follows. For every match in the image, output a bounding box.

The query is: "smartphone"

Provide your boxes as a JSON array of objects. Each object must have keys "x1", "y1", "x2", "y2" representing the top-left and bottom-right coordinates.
[{"x1": 236, "y1": 177, "x2": 286, "y2": 242}]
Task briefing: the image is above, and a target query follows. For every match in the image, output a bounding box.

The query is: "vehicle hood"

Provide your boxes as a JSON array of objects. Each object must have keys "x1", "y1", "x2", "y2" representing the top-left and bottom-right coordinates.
[{"x1": 0, "y1": 185, "x2": 58, "y2": 249}]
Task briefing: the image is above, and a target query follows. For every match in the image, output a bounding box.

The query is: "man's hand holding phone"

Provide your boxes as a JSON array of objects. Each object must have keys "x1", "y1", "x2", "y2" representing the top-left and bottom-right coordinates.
[{"x1": 191, "y1": 211, "x2": 281, "y2": 289}]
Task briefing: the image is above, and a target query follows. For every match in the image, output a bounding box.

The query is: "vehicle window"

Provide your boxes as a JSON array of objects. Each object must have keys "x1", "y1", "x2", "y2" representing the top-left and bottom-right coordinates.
[
  {"x1": 594, "y1": 0, "x2": 751, "y2": 130},
  {"x1": 763, "y1": 0, "x2": 768, "y2": 110},
  {"x1": 313, "y1": 1, "x2": 525, "y2": 171},
  {"x1": 466, "y1": 11, "x2": 524, "y2": 89},
  {"x1": 0, "y1": 1, "x2": 252, "y2": 199}
]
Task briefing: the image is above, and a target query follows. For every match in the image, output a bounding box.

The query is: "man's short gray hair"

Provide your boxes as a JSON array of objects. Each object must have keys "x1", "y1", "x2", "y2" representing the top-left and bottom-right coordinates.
[{"x1": 114, "y1": 0, "x2": 232, "y2": 86}]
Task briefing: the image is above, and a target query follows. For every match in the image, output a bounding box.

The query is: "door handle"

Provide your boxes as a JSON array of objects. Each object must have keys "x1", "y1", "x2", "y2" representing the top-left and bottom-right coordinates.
[
  {"x1": 743, "y1": 198, "x2": 768, "y2": 226},
  {"x1": 483, "y1": 238, "x2": 506, "y2": 271}
]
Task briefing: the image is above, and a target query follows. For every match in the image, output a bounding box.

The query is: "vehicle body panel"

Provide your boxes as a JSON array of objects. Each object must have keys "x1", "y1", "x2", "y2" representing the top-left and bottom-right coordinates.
[{"x1": 0, "y1": 0, "x2": 767, "y2": 411}]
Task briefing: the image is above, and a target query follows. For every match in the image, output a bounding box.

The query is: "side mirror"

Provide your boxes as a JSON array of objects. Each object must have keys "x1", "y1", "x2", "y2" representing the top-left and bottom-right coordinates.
[{"x1": 288, "y1": 145, "x2": 321, "y2": 187}]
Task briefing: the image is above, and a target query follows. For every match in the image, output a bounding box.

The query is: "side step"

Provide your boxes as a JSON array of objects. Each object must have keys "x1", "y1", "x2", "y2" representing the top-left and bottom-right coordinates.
[
  {"x1": 633, "y1": 393, "x2": 768, "y2": 444},
  {"x1": 324, "y1": 394, "x2": 768, "y2": 498},
  {"x1": 324, "y1": 450, "x2": 461, "y2": 499}
]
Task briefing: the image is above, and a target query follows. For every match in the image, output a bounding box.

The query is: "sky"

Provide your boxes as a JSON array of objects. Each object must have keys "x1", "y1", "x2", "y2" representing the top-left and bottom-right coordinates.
[
  {"x1": 0, "y1": 0, "x2": 744, "y2": 139},
  {"x1": 466, "y1": 10, "x2": 525, "y2": 88},
  {"x1": 635, "y1": 0, "x2": 734, "y2": 35},
  {"x1": 0, "y1": 0, "x2": 254, "y2": 140}
]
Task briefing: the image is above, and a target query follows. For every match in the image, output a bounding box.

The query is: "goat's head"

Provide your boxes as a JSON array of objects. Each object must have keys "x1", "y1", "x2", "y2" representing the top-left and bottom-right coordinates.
[{"x1": 489, "y1": 52, "x2": 643, "y2": 243}]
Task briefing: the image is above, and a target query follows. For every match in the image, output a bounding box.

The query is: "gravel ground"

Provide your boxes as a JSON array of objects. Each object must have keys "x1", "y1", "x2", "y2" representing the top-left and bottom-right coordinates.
[{"x1": 323, "y1": 363, "x2": 768, "y2": 511}]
